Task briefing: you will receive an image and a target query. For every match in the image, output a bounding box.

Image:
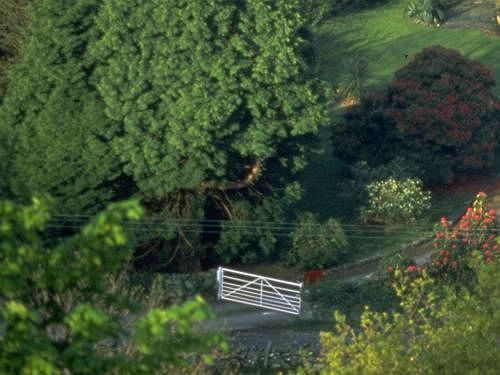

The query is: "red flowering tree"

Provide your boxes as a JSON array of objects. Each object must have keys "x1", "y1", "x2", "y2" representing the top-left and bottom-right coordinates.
[
  {"x1": 332, "y1": 46, "x2": 500, "y2": 185},
  {"x1": 431, "y1": 192, "x2": 499, "y2": 281}
]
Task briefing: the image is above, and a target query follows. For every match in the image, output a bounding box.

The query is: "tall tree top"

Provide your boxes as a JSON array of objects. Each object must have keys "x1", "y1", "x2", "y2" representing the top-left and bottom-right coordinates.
[{"x1": 91, "y1": 0, "x2": 330, "y2": 198}]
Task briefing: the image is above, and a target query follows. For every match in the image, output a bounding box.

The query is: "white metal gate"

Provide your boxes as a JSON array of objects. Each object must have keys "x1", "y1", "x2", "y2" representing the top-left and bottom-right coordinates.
[{"x1": 217, "y1": 267, "x2": 302, "y2": 315}]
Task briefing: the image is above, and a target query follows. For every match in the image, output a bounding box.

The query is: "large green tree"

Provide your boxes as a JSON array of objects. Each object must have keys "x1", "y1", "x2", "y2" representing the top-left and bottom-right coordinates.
[
  {"x1": 0, "y1": 0, "x2": 127, "y2": 212},
  {"x1": 1, "y1": 0, "x2": 329, "y2": 267},
  {"x1": 90, "y1": 0, "x2": 329, "y2": 265},
  {"x1": 92, "y1": 0, "x2": 329, "y2": 198}
]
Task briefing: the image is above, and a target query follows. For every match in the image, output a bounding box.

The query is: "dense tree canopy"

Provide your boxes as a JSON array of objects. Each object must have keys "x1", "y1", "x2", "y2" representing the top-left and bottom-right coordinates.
[
  {"x1": 0, "y1": 0, "x2": 27, "y2": 101},
  {"x1": 0, "y1": 0, "x2": 330, "y2": 266},
  {"x1": 0, "y1": 0, "x2": 126, "y2": 213},
  {"x1": 91, "y1": 0, "x2": 329, "y2": 198}
]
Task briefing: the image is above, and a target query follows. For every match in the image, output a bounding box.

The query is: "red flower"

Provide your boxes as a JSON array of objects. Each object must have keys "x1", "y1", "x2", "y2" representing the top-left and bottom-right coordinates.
[{"x1": 406, "y1": 265, "x2": 417, "y2": 273}]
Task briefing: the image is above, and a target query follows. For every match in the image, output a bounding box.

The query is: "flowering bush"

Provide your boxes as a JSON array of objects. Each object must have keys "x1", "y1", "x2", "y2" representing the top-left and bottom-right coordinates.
[
  {"x1": 360, "y1": 177, "x2": 431, "y2": 224},
  {"x1": 431, "y1": 192, "x2": 499, "y2": 281},
  {"x1": 332, "y1": 46, "x2": 500, "y2": 185}
]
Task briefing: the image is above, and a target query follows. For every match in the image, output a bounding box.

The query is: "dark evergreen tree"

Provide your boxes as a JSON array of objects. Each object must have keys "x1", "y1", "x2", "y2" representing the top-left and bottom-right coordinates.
[{"x1": 0, "y1": 0, "x2": 128, "y2": 212}]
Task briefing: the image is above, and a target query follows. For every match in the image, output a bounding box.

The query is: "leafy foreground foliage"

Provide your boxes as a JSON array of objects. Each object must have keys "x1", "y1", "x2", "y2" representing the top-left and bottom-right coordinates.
[
  {"x1": 306, "y1": 255, "x2": 500, "y2": 374},
  {"x1": 0, "y1": 198, "x2": 226, "y2": 374},
  {"x1": 332, "y1": 45, "x2": 500, "y2": 185}
]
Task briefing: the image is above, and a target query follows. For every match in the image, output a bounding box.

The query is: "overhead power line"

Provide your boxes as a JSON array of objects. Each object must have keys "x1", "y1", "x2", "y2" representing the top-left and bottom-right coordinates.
[{"x1": 44, "y1": 217, "x2": 498, "y2": 240}]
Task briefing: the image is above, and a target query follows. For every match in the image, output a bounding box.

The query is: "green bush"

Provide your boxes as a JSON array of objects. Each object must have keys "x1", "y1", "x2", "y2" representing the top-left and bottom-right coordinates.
[
  {"x1": 406, "y1": 0, "x2": 446, "y2": 26},
  {"x1": 360, "y1": 177, "x2": 431, "y2": 224},
  {"x1": 288, "y1": 212, "x2": 349, "y2": 270},
  {"x1": 0, "y1": 198, "x2": 226, "y2": 373}
]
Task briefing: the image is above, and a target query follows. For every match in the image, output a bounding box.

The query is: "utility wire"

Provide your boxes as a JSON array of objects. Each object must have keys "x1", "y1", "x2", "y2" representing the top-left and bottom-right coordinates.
[
  {"x1": 45, "y1": 224, "x2": 432, "y2": 240},
  {"x1": 50, "y1": 213, "x2": 471, "y2": 228},
  {"x1": 44, "y1": 220, "x2": 497, "y2": 240},
  {"x1": 46, "y1": 216, "x2": 497, "y2": 233}
]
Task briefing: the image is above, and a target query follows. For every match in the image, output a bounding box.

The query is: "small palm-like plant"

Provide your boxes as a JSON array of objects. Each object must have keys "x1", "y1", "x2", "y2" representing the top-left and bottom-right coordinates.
[
  {"x1": 407, "y1": 0, "x2": 446, "y2": 26},
  {"x1": 337, "y1": 57, "x2": 368, "y2": 104}
]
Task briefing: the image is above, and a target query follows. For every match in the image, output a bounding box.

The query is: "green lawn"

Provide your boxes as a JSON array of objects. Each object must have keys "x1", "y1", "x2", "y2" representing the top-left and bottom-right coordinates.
[
  {"x1": 292, "y1": 0, "x2": 499, "y2": 262},
  {"x1": 314, "y1": 0, "x2": 500, "y2": 96}
]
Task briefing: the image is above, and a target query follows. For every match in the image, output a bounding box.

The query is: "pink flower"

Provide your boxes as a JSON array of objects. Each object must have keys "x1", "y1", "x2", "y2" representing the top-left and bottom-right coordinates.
[{"x1": 406, "y1": 265, "x2": 417, "y2": 273}]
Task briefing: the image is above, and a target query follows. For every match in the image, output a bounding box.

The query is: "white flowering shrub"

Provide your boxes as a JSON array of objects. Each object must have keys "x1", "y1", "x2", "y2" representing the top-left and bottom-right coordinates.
[{"x1": 360, "y1": 177, "x2": 431, "y2": 224}]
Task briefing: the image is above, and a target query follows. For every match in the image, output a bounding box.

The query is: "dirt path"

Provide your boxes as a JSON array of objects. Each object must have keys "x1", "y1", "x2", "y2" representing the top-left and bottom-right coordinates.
[{"x1": 443, "y1": 0, "x2": 497, "y2": 29}]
